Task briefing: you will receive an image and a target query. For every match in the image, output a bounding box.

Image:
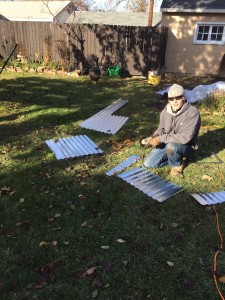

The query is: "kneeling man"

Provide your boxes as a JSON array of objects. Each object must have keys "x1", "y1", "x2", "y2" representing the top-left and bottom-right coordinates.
[{"x1": 142, "y1": 84, "x2": 201, "y2": 177}]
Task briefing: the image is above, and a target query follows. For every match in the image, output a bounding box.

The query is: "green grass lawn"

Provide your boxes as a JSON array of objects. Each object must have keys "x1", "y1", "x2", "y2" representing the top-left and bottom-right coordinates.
[{"x1": 0, "y1": 71, "x2": 225, "y2": 300}]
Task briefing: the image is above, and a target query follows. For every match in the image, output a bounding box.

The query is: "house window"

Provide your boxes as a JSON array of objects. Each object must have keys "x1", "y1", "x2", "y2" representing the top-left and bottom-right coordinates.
[{"x1": 193, "y1": 23, "x2": 225, "y2": 45}]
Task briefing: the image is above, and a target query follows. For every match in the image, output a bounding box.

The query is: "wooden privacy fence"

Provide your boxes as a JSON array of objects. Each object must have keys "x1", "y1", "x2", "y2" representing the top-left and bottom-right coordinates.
[{"x1": 0, "y1": 21, "x2": 168, "y2": 76}]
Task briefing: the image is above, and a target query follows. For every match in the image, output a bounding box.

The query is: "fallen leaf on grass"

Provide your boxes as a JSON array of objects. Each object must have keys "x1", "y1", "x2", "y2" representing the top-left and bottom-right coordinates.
[
  {"x1": 167, "y1": 261, "x2": 174, "y2": 267},
  {"x1": 52, "y1": 227, "x2": 61, "y2": 231},
  {"x1": 32, "y1": 259, "x2": 62, "y2": 290},
  {"x1": 117, "y1": 239, "x2": 125, "y2": 243},
  {"x1": 199, "y1": 257, "x2": 209, "y2": 267},
  {"x1": 4, "y1": 228, "x2": 13, "y2": 237},
  {"x1": 74, "y1": 266, "x2": 97, "y2": 278},
  {"x1": 103, "y1": 260, "x2": 112, "y2": 271},
  {"x1": 54, "y1": 213, "x2": 61, "y2": 218},
  {"x1": 218, "y1": 276, "x2": 225, "y2": 283},
  {"x1": 122, "y1": 260, "x2": 129, "y2": 266},
  {"x1": 9, "y1": 191, "x2": 15, "y2": 196},
  {"x1": 44, "y1": 173, "x2": 51, "y2": 179},
  {"x1": 92, "y1": 275, "x2": 103, "y2": 287},
  {"x1": 101, "y1": 246, "x2": 110, "y2": 250},
  {"x1": 159, "y1": 222, "x2": 164, "y2": 230},
  {"x1": 81, "y1": 221, "x2": 88, "y2": 227},
  {"x1": 32, "y1": 271, "x2": 55, "y2": 290},
  {"x1": 92, "y1": 290, "x2": 98, "y2": 298},
  {"x1": 32, "y1": 273, "x2": 51, "y2": 290},
  {"x1": 202, "y1": 175, "x2": 213, "y2": 181},
  {"x1": 86, "y1": 267, "x2": 97, "y2": 275},
  {"x1": 181, "y1": 278, "x2": 196, "y2": 288},
  {"x1": 16, "y1": 220, "x2": 32, "y2": 230},
  {"x1": 39, "y1": 241, "x2": 49, "y2": 246}
]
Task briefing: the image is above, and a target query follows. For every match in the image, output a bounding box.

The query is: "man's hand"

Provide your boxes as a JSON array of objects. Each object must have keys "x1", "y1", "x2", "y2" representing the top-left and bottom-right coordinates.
[
  {"x1": 140, "y1": 136, "x2": 153, "y2": 147},
  {"x1": 140, "y1": 135, "x2": 160, "y2": 147},
  {"x1": 149, "y1": 136, "x2": 160, "y2": 147}
]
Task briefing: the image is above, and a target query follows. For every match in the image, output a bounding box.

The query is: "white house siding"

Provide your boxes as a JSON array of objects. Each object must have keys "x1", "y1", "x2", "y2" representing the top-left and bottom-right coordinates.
[
  {"x1": 0, "y1": 1, "x2": 73, "y2": 23},
  {"x1": 161, "y1": 13, "x2": 225, "y2": 75}
]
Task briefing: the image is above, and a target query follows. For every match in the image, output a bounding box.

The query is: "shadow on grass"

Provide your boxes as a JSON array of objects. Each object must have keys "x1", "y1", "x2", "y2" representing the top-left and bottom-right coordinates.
[
  {"x1": 0, "y1": 75, "x2": 161, "y2": 159},
  {"x1": 192, "y1": 126, "x2": 225, "y2": 163},
  {"x1": 0, "y1": 76, "x2": 114, "y2": 143}
]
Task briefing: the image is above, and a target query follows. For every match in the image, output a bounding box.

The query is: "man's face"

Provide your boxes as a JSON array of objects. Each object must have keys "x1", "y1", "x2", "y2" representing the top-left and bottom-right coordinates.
[{"x1": 168, "y1": 95, "x2": 184, "y2": 112}]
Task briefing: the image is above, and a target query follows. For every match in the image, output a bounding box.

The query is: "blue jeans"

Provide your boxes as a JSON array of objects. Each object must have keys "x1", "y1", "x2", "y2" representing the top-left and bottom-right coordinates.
[{"x1": 143, "y1": 142, "x2": 195, "y2": 168}]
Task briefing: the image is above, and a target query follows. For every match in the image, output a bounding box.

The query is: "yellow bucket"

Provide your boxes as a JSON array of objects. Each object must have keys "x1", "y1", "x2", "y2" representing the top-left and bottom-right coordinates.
[{"x1": 148, "y1": 73, "x2": 161, "y2": 86}]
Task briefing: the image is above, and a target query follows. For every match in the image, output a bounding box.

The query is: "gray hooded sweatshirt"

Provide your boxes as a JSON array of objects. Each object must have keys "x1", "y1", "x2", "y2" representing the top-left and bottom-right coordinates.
[{"x1": 153, "y1": 101, "x2": 201, "y2": 149}]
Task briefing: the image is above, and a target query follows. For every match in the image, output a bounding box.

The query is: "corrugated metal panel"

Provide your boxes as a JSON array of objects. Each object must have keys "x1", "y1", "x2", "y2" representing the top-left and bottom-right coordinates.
[
  {"x1": 191, "y1": 191, "x2": 225, "y2": 205},
  {"x1": 45, "y1": 135, "x2": 103, "y2": 160},
  {"x1": 79, "y1": 99, "x2": 129, "y2": 134},
  {"x1": 101, "y1": 99, "x2": 128, "y2": 114},
  {"x1": 118, "y1": 167, "x2": 185, "y2": 202},
  {"x1": 106, "y1": 155, "x2": 140, "y2": 176},
  {"x1": 81, "y1": 114, "x2": 129, "y2": 134}
]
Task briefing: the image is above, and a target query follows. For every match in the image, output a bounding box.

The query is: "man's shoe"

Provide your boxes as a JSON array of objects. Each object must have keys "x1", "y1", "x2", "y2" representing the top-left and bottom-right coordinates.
[{"x1": 170, "y1": 164, "x2": 184, "y2": 178}]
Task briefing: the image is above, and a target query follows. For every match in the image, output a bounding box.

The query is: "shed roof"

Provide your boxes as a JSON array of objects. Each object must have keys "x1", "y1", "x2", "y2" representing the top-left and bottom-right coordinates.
[
  {"x1": 0, "y1": 1, "x2": 73, "y2": 21},
  {"x1": 66, "y1": 11, "x2": 162, "y2": 27},
  {"x1": 161, "y1": 0, "x2": 225, "y2": 13}
]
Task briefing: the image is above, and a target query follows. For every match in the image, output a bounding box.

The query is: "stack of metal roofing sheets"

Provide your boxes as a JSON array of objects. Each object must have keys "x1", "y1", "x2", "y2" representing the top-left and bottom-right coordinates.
[
  {"x1": 106, "y1": 155, "x2": 140, "y2": 176},
  {"x1": 45, "y1": 135, "x2": 103, "y2": 160},
  {"x1": 79, "y1": 98, "x2": 129, "y2": 134},
  {"x1": 118, "y1": 167, "x2": 185, "y2": 202},
  {"x1": 191, "y1": 191, "x2": 225, "y2": 205}
]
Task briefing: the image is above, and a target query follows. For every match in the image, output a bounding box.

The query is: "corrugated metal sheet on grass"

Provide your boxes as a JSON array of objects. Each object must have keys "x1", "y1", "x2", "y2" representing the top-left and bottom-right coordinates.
[
  {"x1": 106, "y1": 155, "x2": 140, "y2": 176},
  {"x1": 191, "y1": 191, "x2": 225, "y2": 205},
  {"x1": 79, "y1": 99, "x2": 129, "y2": 134},
  {"x1": 118, "y1": 167, "x2": 185, "y2": 202},
  {"x1": 45, "y1": 135, "x2": 103, "y2": 160}
]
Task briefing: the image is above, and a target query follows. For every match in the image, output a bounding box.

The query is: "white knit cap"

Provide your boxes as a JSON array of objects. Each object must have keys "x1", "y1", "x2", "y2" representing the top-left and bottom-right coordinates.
[{"x1": 168, "y1": 84, "x2": 184, "y2": 98}]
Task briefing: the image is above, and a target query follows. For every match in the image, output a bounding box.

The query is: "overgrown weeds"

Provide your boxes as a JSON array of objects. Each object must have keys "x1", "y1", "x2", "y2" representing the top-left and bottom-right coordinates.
[{"x1": 198, "y1": 90, "x2": 225, "y2": 115}]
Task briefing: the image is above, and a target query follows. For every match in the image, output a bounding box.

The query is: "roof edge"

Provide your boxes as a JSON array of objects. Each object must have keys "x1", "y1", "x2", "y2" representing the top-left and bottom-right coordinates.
[
  {"x1": 161, "y1": 8, "x2": 225, "y2": 13},
  {"x1": 9, "y1": 18, "x2": 52, "y2": 22}
]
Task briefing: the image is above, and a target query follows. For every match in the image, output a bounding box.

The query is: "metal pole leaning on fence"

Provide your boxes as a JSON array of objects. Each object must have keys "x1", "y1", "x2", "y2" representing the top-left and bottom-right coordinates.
[{"x1": 0, "y1": 44, "x2": 18, "y2": 74}]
